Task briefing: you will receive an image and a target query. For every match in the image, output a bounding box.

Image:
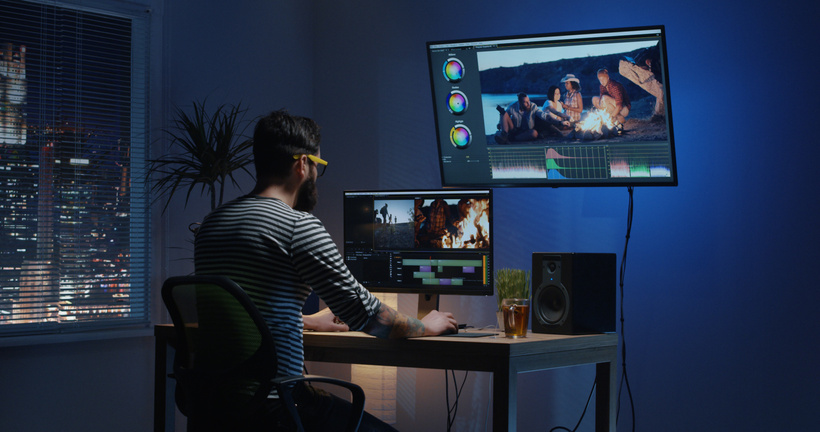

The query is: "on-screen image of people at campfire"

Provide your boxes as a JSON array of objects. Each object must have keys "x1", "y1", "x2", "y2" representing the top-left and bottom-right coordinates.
[
  {"x1": 479, "y1": 40, "x2": 668, "y2": 145},
  {"x1": 414, "y1": 197, "x2": 490, "y2": 249}
]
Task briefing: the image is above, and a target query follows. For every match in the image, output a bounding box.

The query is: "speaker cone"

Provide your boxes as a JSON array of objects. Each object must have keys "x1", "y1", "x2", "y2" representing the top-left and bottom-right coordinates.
[{"x1": 534, "y1": 284, "x2": 568, "y2": 325}]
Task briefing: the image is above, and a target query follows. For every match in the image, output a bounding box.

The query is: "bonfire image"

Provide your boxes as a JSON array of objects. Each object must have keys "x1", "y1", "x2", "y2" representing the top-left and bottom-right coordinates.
[
  {"x1": 569, "y1": 108, "x2": 620, "y2": 140},
  {"x1": 414, "y1": 198, "x2": 490, "y2": 250}
]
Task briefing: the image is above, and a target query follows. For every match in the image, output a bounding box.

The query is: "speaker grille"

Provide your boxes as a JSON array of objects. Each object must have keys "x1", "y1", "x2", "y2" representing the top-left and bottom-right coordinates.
[{"x1": 534, "y1": 283, "x2": 568, "y2": 325}]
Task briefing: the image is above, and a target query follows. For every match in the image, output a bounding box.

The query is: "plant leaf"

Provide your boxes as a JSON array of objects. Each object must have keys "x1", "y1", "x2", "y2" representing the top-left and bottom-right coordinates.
[{"x1": 147, "y1": 100, "x2": 256, "y2": 213}]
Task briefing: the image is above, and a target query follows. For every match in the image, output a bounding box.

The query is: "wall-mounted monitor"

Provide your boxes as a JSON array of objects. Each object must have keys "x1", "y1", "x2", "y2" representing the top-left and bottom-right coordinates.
[
  {"x1": 427, "y1": 25, "x2": 677, "y2": 187},
  {"x1": 343, "y1": 189, "x2": 493, "y2": 304}
]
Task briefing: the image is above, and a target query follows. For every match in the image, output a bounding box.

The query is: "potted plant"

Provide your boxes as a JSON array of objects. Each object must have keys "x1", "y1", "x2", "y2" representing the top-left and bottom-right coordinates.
[
  {"x1": 494, "y1": 268, "x2": 530, "y2": 336},
  {"x1": 148, "y1": 100, "x2": 255, "y2": 215}
]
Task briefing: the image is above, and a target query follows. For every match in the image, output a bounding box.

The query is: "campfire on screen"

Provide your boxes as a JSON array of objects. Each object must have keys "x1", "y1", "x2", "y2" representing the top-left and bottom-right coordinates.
[
  {"x1": 441, "y1": 199, "x2": 490, "y2": 249},
  {"x1": 571, "y1": 108, "x2": 620, "y2": 140}
]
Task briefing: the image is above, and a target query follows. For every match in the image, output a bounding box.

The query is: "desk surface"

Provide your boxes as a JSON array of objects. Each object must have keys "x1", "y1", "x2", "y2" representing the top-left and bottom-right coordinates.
[{"x1": 303, "y1": 330, "x2": 617, "y2": 372}]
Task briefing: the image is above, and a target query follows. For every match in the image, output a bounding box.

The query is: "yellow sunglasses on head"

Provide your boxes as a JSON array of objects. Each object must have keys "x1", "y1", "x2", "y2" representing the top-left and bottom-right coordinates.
[{"x1": 293, "y1": 154, "x2": 328, "y2": 177}]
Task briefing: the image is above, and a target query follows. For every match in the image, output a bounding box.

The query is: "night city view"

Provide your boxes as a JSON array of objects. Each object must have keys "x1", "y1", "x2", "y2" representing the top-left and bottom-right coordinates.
[{"x1": 0, "y1": 1, "x2": 149, "y2": 332}]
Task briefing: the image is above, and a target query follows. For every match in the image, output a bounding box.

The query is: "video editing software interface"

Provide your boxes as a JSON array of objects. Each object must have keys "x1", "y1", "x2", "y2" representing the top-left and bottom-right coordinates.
[
  {"x1": 427, "y1": 26, "x2": 677, "y2": 187},
  {"x1": 343, "y1": 189, "x2": 492, "y2": 296}
]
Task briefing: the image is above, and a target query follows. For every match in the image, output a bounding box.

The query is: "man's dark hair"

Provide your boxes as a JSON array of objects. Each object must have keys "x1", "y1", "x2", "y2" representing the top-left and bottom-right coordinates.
[
  {"x1": 517, "y1": 92, "x2": 528, "y2": 101},
  {"x1": 253, "y1": 109, "x2": 321, "y2": 180},
  {"x1": 567, "y1": 80, "x2": 580, "y2": 91}
]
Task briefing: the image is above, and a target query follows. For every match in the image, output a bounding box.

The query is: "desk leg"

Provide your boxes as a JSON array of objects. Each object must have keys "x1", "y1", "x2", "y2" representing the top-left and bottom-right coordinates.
[
  {"x1": 595, "y1": 359, "x2": 617, "y2": 432},
  {"x1": 492, "y1": 358, "x2": 516, "y2": 432},
  {"x1": 154, "y1": 334, "x2": 166, "y2": 432},
  {"x1": 154, "y1": 338, "x2": 176, "y2": 432}
]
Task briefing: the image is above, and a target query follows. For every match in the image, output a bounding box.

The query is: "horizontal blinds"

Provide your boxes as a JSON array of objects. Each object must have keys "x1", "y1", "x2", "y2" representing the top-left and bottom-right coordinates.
[{"x1": 0, "y1": 0, "x2": 151, "y2": 336}]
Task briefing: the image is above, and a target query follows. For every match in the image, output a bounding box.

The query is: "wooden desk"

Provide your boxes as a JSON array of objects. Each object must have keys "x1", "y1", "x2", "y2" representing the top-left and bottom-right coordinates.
[{"x1": 155, "y1": 325, "x2": 618, "y2": 432}]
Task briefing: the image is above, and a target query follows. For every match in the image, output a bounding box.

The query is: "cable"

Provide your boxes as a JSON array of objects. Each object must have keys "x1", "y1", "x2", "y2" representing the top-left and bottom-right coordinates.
[
  {"x1": 445, "y1": 369, "x2": 469, "y2": 432},
  {"x1": 446, "y1": 370, "x2": 469, "y2": 431},
  {"x1": 616, "y1": 186, "x2": 636, "y2": 432},
  {"x1": 544, "y1": 188, "x2": 636, "y2": 432},
  {"x1": 548, "y1": 379, "x2": 596, "y2": 432}
]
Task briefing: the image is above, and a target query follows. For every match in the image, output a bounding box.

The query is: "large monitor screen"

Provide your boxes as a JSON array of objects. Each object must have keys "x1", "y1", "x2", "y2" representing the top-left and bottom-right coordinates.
[
  {"x1": 427, "y1": 25, "x2": 677, "y2": 187},
  {"x1": 343, "y1": 189, "x2": 492, "y2": 296}
]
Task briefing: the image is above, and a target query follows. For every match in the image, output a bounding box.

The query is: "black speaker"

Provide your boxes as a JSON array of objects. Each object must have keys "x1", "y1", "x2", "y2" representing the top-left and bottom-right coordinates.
[{"x1": 531, "y1": 253, "x2": 616, "y2": 334}]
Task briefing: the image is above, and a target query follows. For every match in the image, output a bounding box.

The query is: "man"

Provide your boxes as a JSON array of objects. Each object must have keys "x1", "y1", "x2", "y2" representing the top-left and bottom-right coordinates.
[
  {"x1": 495, "y1": 92, "x2": 544, "y2": 143},
  {"x1": 194, "y1": 110, "x2": 457, "y2": 431},
  {"x1": 591, "y1": 68, "x2": 631, "y2": 125},
  {"x1": 379, "y1": 202, "x2": 389, "y2": 224},
  {"x1": 428, "y1": 198, "x2": 450, "y2": 236}
]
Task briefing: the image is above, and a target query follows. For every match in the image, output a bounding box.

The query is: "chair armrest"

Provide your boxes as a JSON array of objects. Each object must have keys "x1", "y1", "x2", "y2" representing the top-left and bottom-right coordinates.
[{"x1": 273, "y1": 374, "x2": 365, "y2": 432}]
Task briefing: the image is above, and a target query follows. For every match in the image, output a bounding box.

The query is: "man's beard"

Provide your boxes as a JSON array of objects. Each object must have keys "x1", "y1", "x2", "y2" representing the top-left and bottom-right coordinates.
[{"x1": 293, "y1": 177, "x2": 318, "y2": 212}]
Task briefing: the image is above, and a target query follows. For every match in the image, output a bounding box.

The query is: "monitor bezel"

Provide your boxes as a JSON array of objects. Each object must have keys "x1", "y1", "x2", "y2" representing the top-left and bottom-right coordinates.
[
  {"x1": 343, "y1": 188, "x2": 494, "y2": 297},
  {"x1": 426, "y1": 25, "x2": 678, "y2": 188}
]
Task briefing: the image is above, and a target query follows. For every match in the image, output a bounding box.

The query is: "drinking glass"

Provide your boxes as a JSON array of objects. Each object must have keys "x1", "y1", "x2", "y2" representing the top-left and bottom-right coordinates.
[{"x1": 502, "y1": 298, "x2": 529, "y2": 338}]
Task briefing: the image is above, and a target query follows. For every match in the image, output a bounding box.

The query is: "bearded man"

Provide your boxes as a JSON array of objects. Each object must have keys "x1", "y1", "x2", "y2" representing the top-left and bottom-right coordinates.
[{"x1": 194, "y1": 109, "x2": 456, "y2": 431}]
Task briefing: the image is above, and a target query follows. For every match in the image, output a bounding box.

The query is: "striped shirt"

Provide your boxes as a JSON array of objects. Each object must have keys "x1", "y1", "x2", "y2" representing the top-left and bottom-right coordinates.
[{"x1": 194, "y1": 195, "x2": 382, "y2": 377}]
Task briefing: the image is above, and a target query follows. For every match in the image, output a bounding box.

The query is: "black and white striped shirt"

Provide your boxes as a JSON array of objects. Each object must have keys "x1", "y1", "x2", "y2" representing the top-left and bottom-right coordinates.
[{"x1": 194, "y1": 195, "x2": 382, "y2": 377}]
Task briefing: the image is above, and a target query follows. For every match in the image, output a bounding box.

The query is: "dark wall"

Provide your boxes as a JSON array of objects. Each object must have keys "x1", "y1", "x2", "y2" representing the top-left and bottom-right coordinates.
[
  {"x1": 0, "y1": 335, "x2": 156, "y2": 431},
  {"x1": 160, "y1": 0, "x2": 318, "y2": 272}
]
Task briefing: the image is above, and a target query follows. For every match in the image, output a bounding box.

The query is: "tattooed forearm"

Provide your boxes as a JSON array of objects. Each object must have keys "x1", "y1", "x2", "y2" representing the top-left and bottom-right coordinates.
[{"x1": 363, "y1": 303, "x2": 426, "y2": 338}]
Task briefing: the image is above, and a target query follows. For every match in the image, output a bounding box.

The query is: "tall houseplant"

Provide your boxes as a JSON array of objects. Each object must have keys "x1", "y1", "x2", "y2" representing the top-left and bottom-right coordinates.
[{"x1": 149, "y1": 101, "x2": 255, "y2": 214}]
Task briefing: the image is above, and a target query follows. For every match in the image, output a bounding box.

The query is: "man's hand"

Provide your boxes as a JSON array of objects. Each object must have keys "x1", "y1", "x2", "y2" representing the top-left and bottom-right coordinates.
[
  {"x1": 421, "y1": 310, "x2": 458, "y2": 336},
  {"x1": 362, "y1": 304, "x2": 458, "y2": 338},
  {"x1": 303, "y1": 308, "x2": 349, "y2": 332}
]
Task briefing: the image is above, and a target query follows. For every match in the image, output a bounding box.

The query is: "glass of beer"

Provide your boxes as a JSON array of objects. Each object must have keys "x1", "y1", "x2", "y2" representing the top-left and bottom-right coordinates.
[{"x1": 502, "y1": 298, "x2": 529, "y2": 338}]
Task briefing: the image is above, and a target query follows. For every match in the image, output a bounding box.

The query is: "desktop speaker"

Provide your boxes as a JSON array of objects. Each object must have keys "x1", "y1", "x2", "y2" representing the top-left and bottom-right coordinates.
[{"x1": 531, "y1": 253, "x2": 616, "y2": 335}]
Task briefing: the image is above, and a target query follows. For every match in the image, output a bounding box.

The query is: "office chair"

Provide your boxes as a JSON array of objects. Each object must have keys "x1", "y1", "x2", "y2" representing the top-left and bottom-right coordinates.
[{"x1": 161, "y1": 275, "x2": 366, "y2": 432}]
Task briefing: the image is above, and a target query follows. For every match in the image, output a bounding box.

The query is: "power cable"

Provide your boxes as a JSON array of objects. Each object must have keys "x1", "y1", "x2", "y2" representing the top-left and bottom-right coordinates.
[
  {"x1": 616, "y1": 186, "x2": 636, "y2": 432},
  {"x1": 548, "y1": 380, "x2": 597, "y2": 432},
  {"x1": 445, "y1": 369, "x2": 469, "y2": 431}
]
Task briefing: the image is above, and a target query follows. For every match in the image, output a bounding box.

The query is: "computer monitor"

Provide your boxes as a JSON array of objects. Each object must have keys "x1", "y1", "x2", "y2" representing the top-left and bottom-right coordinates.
[
  {"x1": 427, "y1": 25, "x2": 677, "y2": 187},
  {"x1": 343, "y1": 189, "x2": 493, "y2": 316}
]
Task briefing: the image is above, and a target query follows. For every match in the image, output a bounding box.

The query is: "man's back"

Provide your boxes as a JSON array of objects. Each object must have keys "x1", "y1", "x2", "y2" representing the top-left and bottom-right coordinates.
[{"x1": 194, "y1": 194, "x2": 381, "y2": 377}]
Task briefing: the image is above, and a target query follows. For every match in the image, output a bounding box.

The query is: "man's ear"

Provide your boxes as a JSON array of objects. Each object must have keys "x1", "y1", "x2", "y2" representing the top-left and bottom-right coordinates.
[{"x1": 292, "y1": 155, "x2": 308, "y2": 179}]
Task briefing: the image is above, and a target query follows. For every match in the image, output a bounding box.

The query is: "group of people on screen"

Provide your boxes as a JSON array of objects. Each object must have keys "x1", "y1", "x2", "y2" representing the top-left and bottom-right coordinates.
[
  {"x1": 494, "y1": 40, "x2": 669, "y2": 145},
  {"x1": 494, "y1": 69, "x2": 631, "y2": 144}
]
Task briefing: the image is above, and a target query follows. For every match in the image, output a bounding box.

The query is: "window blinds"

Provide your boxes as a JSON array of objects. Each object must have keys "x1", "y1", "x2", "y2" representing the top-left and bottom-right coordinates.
[{"x1": 0, "y1": 0, "x2": 151, "y2": 336}]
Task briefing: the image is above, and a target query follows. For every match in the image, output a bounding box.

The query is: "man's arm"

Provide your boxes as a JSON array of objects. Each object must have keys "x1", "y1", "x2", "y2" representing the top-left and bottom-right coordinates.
[
  {"x1": 363, "y1": 303, "x2": 457, "y2": 338},
  {"x1": 611, "y1": 83, "x2": 626, "y2": 112},
  {"x1": 304, "y1": 307, "x2": 349, "y2": 332},
  {"x1": 290, "y1": 215, "x2": 457, "y2": 337}
]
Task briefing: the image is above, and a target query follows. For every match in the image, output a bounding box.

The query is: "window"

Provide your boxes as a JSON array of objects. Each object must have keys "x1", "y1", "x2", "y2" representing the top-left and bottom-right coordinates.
[{"x1": 0, "y1": 0, "x2": 151, "y2": 337}]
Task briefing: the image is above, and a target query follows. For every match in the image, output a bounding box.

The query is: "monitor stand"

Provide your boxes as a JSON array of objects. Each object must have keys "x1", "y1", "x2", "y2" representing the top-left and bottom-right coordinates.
[{"x1": 417, "y1": 294, "x2": 439, "y2": 320}]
